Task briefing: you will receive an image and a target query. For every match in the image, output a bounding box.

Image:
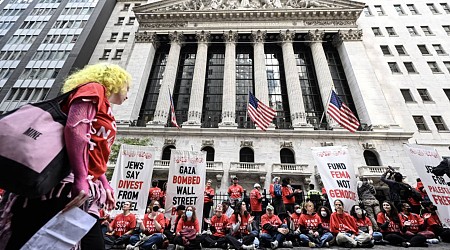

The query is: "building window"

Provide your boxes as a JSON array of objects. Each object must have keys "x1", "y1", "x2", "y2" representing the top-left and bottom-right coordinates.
[
  {"x1": 374, "y1": 5, "x2": 385, "y2": 15},
  {"x1": 236, "y1": 47, "x2": 255, "y2": 129},
  {"x1": 444, "y1": 61, "x2": 450, "y2": 73},
  {"x1": 388, "y1": 62, "x2": 401, "y2": 73},
  {"x1": 432, "y1": 116, "x2": 448, "y2": 131},
  {"x1": 427, "y1": 3, "x2": 440, "y2": 14},
  {"x1": 108, "y1": 33, "x2": 118, "y2": 42},
  {"x1": 418, "y1": 45, "x2": 430, "y2": 55},
  {"x1": 116, "y1": 17, "x2": 124, "y2": 25},
  {"x1": 407, "y1": 4, "x2": 419, "y2": 14},
  {"x1": 113, "y1": 49, "x2": 123, "y2": 59},
  {"x1": 128, "y1": 17, "x2": 135, "y2": 25},
  {"x1": 404, "y1": 62, "x2": 417, "y2": 73},
  {"x1": 100, "y1": 49, "x2": 111, "y2": 59},
  {"x1": 442, "y1": 3, "x2": 450, "y2": 14},
  {"x1": 433, "y1": 44, "x2": 446, "y2": 55},
  {"x1": 162, "y1": 145, "x2": 175, "y2": 160},
  {"x1": 386, "y1": 27, "x2": 397, "y2": 36},
  {"x1": 122, "y1": 3, "x2": 130, "y2": 11},
  {"x1": 421, "y1": 26, "x2": 434, "y2": 35},
  {"x1": 407, "y1": 26, "x2": 419, "y2": 36},
  {"x1": 401, "y1": 89, "x2": 415, "y2": 102},
  {"x1": 413, "y1": 116, "x2": 429, "y2": 131},
  {"x1": 280, "y1": 148, "x2": 295, "y2": 164},
  {"x1": 418, "y1": 89, "x2": 433, "y2": 101},
  {"x1": 363, "y1": 6, "x2": 372, "y2": 16},
  {"x1": 202, "y1": 146, "x2": 215, "y2": 161},
  {"x1": 444, "y1": 89, "x2": 450, "y2": 100},
  {"x1": 121, "y1": 32, "x2": 130, "y2": 42},
  {"x1": 372, "y1": 27, "x2": 383, "y2": 36},
  {"x1": 239, "y1": 147, "x2": 254, "y2": 163},
  {"x1": 395, "y1": 45, "x2": 407, "y2": 55},
  {"x1": 380, "y1": 45, "x2": 391, "y2": 55},
  {"x1": 428, "y1": 62, "x2": 442, "y2": 73},
  {"x1": 202, "y1": 50, "x2": 224, "y2": 129},
  {"x1": 394, "y1": 4, "x2": 405, "y2": 15},
  {"x1": 443, "y1": 25, "x2": 450, "y2": 35},
  {"x1": 364, "y1": 150, "x2": 380, "y2": 166}
]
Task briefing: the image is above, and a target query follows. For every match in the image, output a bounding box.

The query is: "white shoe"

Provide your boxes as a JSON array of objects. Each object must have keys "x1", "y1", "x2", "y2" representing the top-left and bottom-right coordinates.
[
  {"x1": 271, "y1": 240, "x2": 278, "y2": 249},
  {"x1": 282, "y1": 241, "x2": 293, "y2": 248},
  {"x1": 175, "y1": 245, "x2": 185, "y2": 250},
  {"x1": 126, "y1": 245, "x2": 135, "y2": 250},
  {"x1": 152, "y1": 244, "x2": 158, "y2": 250},
  {"x1": 242, "y1": 244, "x2": 255, "y2": 250}
]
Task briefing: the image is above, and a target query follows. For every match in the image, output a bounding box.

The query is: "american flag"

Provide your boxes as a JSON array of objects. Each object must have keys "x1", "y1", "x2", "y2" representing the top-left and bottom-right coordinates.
[
  {"x1": 247, "y1": 91, "x2": 276, "y2": 131},
  {"x1": 169, "y1": 89, "x2": 180, "y2": 129},
  {"x1": 327, "y1": 90, "x2": 360, "y2": 133}
]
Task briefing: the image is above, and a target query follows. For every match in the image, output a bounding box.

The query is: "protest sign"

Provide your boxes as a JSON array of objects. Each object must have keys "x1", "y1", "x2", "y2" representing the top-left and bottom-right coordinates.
[
  {"x1": 110, "y1": 144, "x2": 155, "y2": 219},
  {"x1": 404, "y1": 144, "x2": 450, "y2": 227},
  {"x1": 165, "y1": 150, "x2": 206, "y2": 231},
  {"x1": 312, "y1": 146, "x2": 358, "y2": 212}
]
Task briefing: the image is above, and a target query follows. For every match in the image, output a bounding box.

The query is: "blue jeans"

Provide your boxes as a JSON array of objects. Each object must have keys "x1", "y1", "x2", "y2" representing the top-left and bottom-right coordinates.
[
  {"x1": 299, "y1": 234, "x2": 313, "y2": 245},
  {"x1": 260, "y1": 224, "x2": 288, "y2": 247},
  {"x1": 318, "y1": 232, "x2": 333, "y2": 247},
  {"x1": 129, "y1": 233, "x2": 164, "y2": 250},
  {"x1": 373, "y1": 232, "x2": 383, "y2": 241}
]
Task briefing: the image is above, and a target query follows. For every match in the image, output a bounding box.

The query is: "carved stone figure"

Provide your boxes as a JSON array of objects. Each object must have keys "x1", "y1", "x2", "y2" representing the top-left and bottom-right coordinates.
[{"x1": 240, "y1": 0, "x2": 250, "y2": 7}]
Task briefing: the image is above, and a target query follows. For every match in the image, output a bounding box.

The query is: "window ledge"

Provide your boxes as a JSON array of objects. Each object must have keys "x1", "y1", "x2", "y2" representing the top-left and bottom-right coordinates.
[
  {"x1": 438, "y1": 130, "x2": 450, "y2": 133},
  {"x1": 112, "y1": 57, "x2": 122, "y2": 60},
  {"x1": 114, "y1": 23, "x2": 123, "y2": 26},
  {"x1": 425, "y1": 34, "x2": 436, "y2": 36},
  {"x1": 422, "y1": 54, "x2": 433, "y2": 56},
  {"x1": 392, "y1": 72, "x2": 403, "y2": 75},
  {"x1": 405, "y1": 101, "x2": 417, "y2": 103},
  {"x1": 399, "y1": 54, "x2": 409, "y2": 56},
  {"x1": 107, "y1": 39, "x2": 116, "y2": 42},
  {"x1": 418, "y1": 130, "x2": 431, "y2": 133},
  {"x1": 423, "y1": 101, "x2": 436, "y2": 104},
  {"x1": 438, "y1": 54, "x2": 449, "y2": 56},
  {"x1": 99, "y1": 57, "x2": 108, "y2": 60},
  {"x1": 389, "y1": 35, "x2": 399, "y2": 37},
  {"x1": 384, "y1": 54, "x2": 394, "y2": 56},
  {"x1": 119, "y1": 39, "x2": 128, "y2": 42},
  {"x1": 407, "y1": 72, "x2": 419, "y2": 74},
  {"x1": 126, "y1": 23, "x2": 135, "y2": 25},
  {"x1": 432, "y1": 72, "x2": 444, "y2": 74}
]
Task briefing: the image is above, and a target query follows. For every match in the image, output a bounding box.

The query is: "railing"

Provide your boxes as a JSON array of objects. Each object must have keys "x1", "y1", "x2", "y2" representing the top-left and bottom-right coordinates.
[
  {"x1": 206, "y1": 161, "x2": 224, "y2": 172},
  {"x1": 230, "y1": 162, "x2": 265, "y2": 172},
  {"x1": 359, "y1": 165, "x2": 400, "y2": 177},
  {"x1": 272, "y1": 163, "x2": 308, "y2": 173}
]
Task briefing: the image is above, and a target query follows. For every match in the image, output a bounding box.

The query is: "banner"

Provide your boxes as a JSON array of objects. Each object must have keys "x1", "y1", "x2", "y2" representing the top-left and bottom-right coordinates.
[
  {"x1": 312, "y1": 146, "x2": 358, "y2": 212},
  {"x1": 110, "y1": 144, "x2": 155, "y2": 219},
  {"x1": 165, "y1": 150, "x2": 206, "y2": 232},
  {"x1": 404, "y1": 144, "x2": 450, "y2": 227}
]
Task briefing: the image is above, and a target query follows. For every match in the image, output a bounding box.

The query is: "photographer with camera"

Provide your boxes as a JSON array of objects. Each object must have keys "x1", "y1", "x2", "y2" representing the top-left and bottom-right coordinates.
[{"x1": 381, "y1": 166, "x2": 421, "y2": 211}]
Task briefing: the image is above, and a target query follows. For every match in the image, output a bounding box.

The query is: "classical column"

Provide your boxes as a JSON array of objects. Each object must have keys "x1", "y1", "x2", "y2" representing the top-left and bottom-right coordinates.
[
  {"x1": 219, "y1": 31, "x2": 238, "y2": 128},
  {"x1": 279, "y1": 30, "x2": 311, "y2": 129},
  {"x1": 148, "y1": 31, "x2": 184, "y2": 126},
  {"x1": 305, "y1": 29, "x2": 338, "y2": 128},
  {"x1": 114, "y1": 32, "x2": 159, "y2": 126},
  {"x1": 333, "y1": 29, "x2": 400, "y2": 131},
  {"x1": 251, "y1": 30, "x2": 270, "y2": 106},
  {"x1": 184, "y1": 31, "x2": 211, "y2": 128}
]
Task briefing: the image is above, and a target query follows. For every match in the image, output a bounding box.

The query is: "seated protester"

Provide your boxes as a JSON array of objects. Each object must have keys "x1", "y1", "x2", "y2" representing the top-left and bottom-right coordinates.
[
  {"x1": 99, "y1": 207, "x2": 111, "y2": 235},
  {"x1": 203, "y1": 206, "x2": 229, "y2": 248},
  {"x1": 222, "y1": 200, "x2": 234, "y2": 218},
  {"x1": 398, "y1": 203, "x2": 428, "y2": 246},
  {"x1": 165, "y1": 205, "x2": 185, "y2": 244},
  {"x1": 349, "y1": 204, "x2": 379, "y2": 247},
  {"x1": 376, "y1": 201, "x2": 412, "y2": 247},
  {"x1": 298, "y1": 201, "x2": 332, "y2": 248},
  {"x1": 330, "y1": 199, "x2": 370, "y2": 248},
  {"x1": 422, "y1": 201, "x2": 450, "y2": 243},
  {"x1": 128, "y1": 200, "x2": 165, "y2": 250},
  {"x1": 104, "y1": 201, "x2": 137, "y2": 249},
  {"x1": 317, "y1": 206, "x2": 334, "y2": 246},
  {"x1": 174, "y1": 206, "x2": 202, "y2": 250},
  {"x1": 260, "y1": 204, "x2": 292, "y2": 249},
  {"x1": 226, "y1": 201, "x2": 257, "y2": 250},
  {"x1": 287, "y1": 204, "x2": 302, "y2": 245}
]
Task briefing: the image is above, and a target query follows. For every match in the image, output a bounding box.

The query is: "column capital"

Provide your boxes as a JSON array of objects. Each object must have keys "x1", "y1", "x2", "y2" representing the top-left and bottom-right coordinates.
[
  {"x1": 169, "y1": 31, "x2": 185, "y2": 44},
  {"x1": 251, "y1": 30, "x2": 267, "y2": 44},
  {"x1": 135, "y1": 32, "x2": 159, "y2": 47},
  {"x1": 195, "y1": 30, "x2": 211, "y2": 44},
  {"x1": 305, "y1": 29, "x2": 324, "y2": 42},
  {"x1": 279, "y1": 30, "x2": 296, "y2": 43},
  {"x1": 223, "y1": 30, "x2": 238, "y2": 43},
  {"x1": 333, "y1": 29, "x2": 363, "y2": 46}
]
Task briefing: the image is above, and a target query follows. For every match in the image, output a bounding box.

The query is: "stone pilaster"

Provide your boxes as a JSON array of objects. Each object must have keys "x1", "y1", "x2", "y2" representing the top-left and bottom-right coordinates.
[
  {"x1": 148, "y1": 31, "x2": 184, "y2": 126},
  {"x1": 184, "y1": 31, "x2": 211, "y2": 128},
  {"x1": 279, "y1": 30, "x2": 311, "y2": 129},
  {"x1": 219, "y1": 31, "x2": 238, "y2": 128},
  {"x1": 251, "y1": 30, "x2": 270, "y2": 106}
]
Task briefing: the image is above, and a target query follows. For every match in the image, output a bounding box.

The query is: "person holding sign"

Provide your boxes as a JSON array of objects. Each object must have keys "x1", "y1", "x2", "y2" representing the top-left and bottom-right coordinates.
[
  {"x1": 228, "y1": 177, "x2": 244, "y2": 208},
  {"x1": 226, "y1": 201, "x2": 257, "y2": 250},
  {"x1": 174, "y1": 206, "x2": 202, "y2": 249},
  {"x1": 127, "y1": 200, "x2": 165, "y2": 250}
]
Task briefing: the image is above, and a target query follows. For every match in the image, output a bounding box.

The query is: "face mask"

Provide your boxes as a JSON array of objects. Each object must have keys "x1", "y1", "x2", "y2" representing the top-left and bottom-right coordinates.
[
  {"x1": 186, "y1": 211, "x2": 193, "y2": 218},
  {"x1": 321, "y1": 211, "x2": 327, "y2": 217},
  {"x1": 153, "y1": 206, "x2": 160, "y2": 212},
  {"x1": 406, "y1": 208, "x2": 412, "y2": 212},
  {"x1": 356, "y1": 210, "x2": 362, "y2": 216},
  {"x1": 295, "y1": 209, "x2": 301, "y2": 214}
]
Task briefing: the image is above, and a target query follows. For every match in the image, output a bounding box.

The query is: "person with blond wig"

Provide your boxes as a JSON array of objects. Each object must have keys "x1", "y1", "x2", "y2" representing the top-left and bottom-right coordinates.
[{"x1": 3, "y1": 63, "x2": 131, "y2": 249}]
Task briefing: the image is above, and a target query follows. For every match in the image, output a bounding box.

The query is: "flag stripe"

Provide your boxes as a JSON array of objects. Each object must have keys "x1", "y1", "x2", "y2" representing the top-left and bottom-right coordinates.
[
  {"x1": 247, "y1": 92, "x2": 276, "y2": 131},
  {"x1": 327, "y1": 90, "x2": 360, "y2": 133}
]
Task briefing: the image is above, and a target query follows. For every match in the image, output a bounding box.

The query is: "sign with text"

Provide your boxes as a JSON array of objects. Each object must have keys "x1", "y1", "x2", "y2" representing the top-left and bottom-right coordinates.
[
  {"x1": 312, "y1": 146, "x2": 358, "y2": 212},
  {"x1": 404, "y1": 144, "x2": 450, "y2": 227},
  {"x1": 165, "y1": 150, "x2": 206, "y2": 232},
  {"x1": 110, "y1": 144, "x2": 155, "y2": 219}
]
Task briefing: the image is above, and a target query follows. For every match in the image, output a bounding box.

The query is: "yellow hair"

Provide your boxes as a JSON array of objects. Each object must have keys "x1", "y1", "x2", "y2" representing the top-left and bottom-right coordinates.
[{"x1": 61, "y1": 63, "x2": 131, "y2": 96}]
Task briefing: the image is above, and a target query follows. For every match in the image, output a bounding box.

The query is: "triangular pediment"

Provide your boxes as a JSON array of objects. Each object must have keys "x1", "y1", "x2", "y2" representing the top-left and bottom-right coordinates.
[{"x1": 134, "y1": 0, "x2": 365, "y2": 13}]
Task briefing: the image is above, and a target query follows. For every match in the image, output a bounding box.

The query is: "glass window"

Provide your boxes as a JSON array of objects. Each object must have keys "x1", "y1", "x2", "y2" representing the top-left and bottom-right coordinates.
[
  {"x1": 202, "y1": 49, "x2": 224, "y2": 128},
  {"x1": 413, "y1": 116, "x2": 429, "y2": 131},
  {"x1": 407, "y1": 26, "x2": 419, "y2": 36},
  {"x1": 432, "y1": 116, "x2": 448, "y2": 131},
  {"x1": 128, "y1": 17, "x2": 135, "y2": 25},
  {"x1": 162, "y1": 145, "x2": 175, "y2": 160},
  {"x1": 280, "y1": 148, "x2": 295, "y2": 164},
  {"x1": 417, "y1": 89, "x2": 432, "y2": 101},
  {"x1": 374, "y1": 5, "x2": 385, "y2": 15},
  {"x1": 202, "y1": 146, "x2": 215, "y2": 161},
  {"x1": 363, "y1": 6, "x2": 372, "y2": 16},
  {"x1": 404, "y1": 62, "x2": 417, "y2": 73},
  {"x1": 395, "y1": 45, "x2": 407, "y2": 55},
  {"x1": 239, "y1": 147, "x2": 254, "y2": 163},
  {"x1": 121, "y1": 32, "x2": 130, "y2": 41},
  {"x1": 109, "y1": 33, "x2": 118, "y2": 41},
  {"x1": 372, "y1": 27, "x2": 383, "y2": 36},
  {"x1": 443, "y1": 25, "x2": 450, "y2": 35},
  {"x1": 380, "y1": 45, "x2": 391, "y2": 55},
  {"x1": 444, "y1": 61, "x2": 450, "y2": 73},
  {"x1": 441, "y1": 3, "x2": 450, "y2": 14},
  {"x1": 236, "y1": 46, "x2": 255, "y2": 129},
  {"x1": 401, "y1": 89, "x2": 414, "y2": 102},
  {"x1": 427, "y1": 3, "x2": 439, "y2": 14},
  {"x1": 114, "y1": 49, "x2": 123, "y2": 59},
  {"x1": 117, "y1": 17, "x2": 124, "y2": 25},
  {"x1": 433, "y1": 44, "x2": 446, "y2": 55},
  {"x1": 388, "y1": 62, "x2": 401, "y2": 73},
  {"x1": 101, "y1": 49, "x2": 111, "y2": 59},
  {"x1": 418, "y1": 45, "x2": 430, "y2": 55},
  {"x1": 394, "y1": 4, "x2": 405, "y2": 15},
  {"x1": 123, "y1": 3, "x2": 130, "y2": 11},
  {"x1": 421, "y1": 26, "x2": 434, "y2": 35},
  {"x1": 386, "y1": 27, "x2": 397, "y2": 36},
  {"x1": 443, "y1": 89, "x2": 450, "y2": 100},
  {"x1": 364, "y1": 150, "x2": 380, "y2": 166},
  {"x1": 428, "y1": 62, "x2": 442, "y2": 73}
]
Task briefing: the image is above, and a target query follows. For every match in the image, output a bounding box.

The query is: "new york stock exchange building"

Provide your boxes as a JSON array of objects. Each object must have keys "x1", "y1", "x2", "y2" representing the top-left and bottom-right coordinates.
[{"x1": 90, "y1": 0, "x2": 450, "y2": 196}]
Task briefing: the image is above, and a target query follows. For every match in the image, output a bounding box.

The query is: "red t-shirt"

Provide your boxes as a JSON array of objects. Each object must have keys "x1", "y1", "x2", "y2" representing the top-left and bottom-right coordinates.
[
  {"x1": 354, "y1": 216, "x2": 372, "y2": 233},
  {"x1": 290, "y1": 213, "x2": 301, "y2": 230},
  {"x1": 424, "y1": 213, "x2": 441, "y2": 233},
  {"x1": 330, "y1": 212, "x2": 358, "y2": 234},
  {"x1": 282, "y1": 186, "x2": 295, "y2": 204},
  {"x1": 176, "y1": 218, "x2": 200, "y2": 234},
  {"x1": 299, "y1": 213, "x2": 322, "y2": 231},
  {"x1": 230, "y1": 213, "x2": 251, "y2": 236},
  {"x1": 228, "y1": 184, "x2": 244, "y2": 199},
  {"x1": 399, "y1": 212, "x2": 423, "y2": 234},
  {"x1": 204, "y1": 186, "x2": 215, "y2": 203},
  {"x1": 148, "y1": 187, "x2": 162, "y2": 201},
  {"x1": 261, "y1": 214, "x2": 282, "y2": 234},
  {"x1": 320, "y1": 216, "x2": 330, "y2": 230},
  {"x1": 269, "y1": 184, "x2": 275, "y2": 198},
  {"x1": 250, "y1": 188, "x2": 262, "y2": 212},
  {"x1": 142, "y1": 213, "x2": 165, "y2": 235},
  {"x1": 210, "y1": 214, "x2": 229, "y2": 237},
  {"x1": 376, "y1": 212, "x2": 400, "y2": 233},
  {"x1": 110, "y1": 213, "x2": 137, "y2": 237},
  {"x1": 62, "y1": 83, "x2": 115, "y2": 179}
]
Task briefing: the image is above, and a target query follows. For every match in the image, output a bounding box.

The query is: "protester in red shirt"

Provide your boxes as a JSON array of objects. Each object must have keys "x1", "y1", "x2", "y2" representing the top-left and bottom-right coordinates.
[
  {"x1": 228, "y1": 176, "x2": 244, "y2": 207},
  {"x1": 281, "y1": 178, "x2": 301, "y2": 215},
  {"x1": 203, "y1": 179, "x2": 215, "y2": 230},
  {"x1": 421, "y1": 201, "x2": 450, "y2": 242},
  {"x1": 250, "y1": 183, "x2": 263, "y2": 223},
  {"x1": 377, "y1": 201, "x2": 410, "y2": 247},
  {"x1": 270, "y1": 177, "x2": 285, "y2": 216},
  {"x1": 174, "y1": 206, "x2": 202, "y2": 248},
  {"x1": 148, "y1": 180, "x2": 162, "y2": 205},
  {"x1": 105, "y1": 201, "x2": 137, "y2": 248},
  {"x1": 330, "y1": 199, "x2": 364, "y2": 247},
  {"x1": 349, "y1": 204, "x2": 375, "y2": 247},
  {"x1": 260, "y1": 204, "x2": 291, "y2": 249},
  {"x1": 226, "y1": 201, "x2": 257, "y2": 249},
  {"x1": 203, "y1": 206, "x2": 229, "y2": 248},
  {"x1": 128, "y1": 200, "x2": 165, "y2": 249},
  {"x1": 298, "y1": 201, "x2": 326, "y2": 247},
  {"x1": 316, "y1": 206, "x2": 334, "y2": 247}
]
